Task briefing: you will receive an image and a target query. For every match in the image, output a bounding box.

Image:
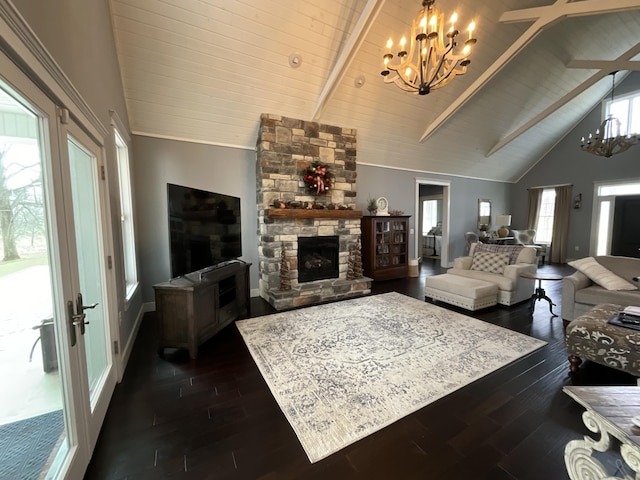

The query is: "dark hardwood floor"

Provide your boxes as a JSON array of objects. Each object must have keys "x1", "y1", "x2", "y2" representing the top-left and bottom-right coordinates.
[{"x1": 84, "y1": 260, "x2": 637, "y2": 479}]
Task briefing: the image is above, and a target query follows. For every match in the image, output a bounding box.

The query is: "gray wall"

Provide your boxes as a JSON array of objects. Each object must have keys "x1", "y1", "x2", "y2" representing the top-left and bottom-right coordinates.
[
  {"x1": 130, "y1": 134, "x2": 512, "y2": 304},
  {"x1": 132, "y1": 136, "x2": 259, "y2": 303},
  {"x1": 513, "y1": 72, "x2": 640, "y2": 259},
  {"x1": 13, "y1": 1, "x2": 129, "y2": 129},
  {"x1": 357, "y1": 165, "x2": 511, "y2": 262},
  {"x1": 12, "y1": 0, "x2": 139, "y2": 349}
]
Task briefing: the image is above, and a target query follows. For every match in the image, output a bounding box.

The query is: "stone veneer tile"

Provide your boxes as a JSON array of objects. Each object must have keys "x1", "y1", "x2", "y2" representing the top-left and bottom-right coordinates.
[{"x1": 257, "y1": 114, "x2": 365, "y2": 310}]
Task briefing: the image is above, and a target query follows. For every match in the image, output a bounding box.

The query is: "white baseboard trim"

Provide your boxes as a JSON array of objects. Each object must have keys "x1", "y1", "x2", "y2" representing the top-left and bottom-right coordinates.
[
  {"x1": 143, "y1": 301, "x2": 156, "y2": 313},
  {"x1": 118, "y1": 305, "x2": 145, "y2": 381}
]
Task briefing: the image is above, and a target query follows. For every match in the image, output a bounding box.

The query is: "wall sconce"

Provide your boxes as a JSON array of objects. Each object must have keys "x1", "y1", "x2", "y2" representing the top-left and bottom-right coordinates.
[{"x1": 574, "y1": 193, "x2": 582, "y2": 210}]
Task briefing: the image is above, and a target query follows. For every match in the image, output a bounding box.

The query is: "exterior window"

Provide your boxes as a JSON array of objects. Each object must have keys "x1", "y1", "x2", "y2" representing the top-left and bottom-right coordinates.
[
  {"x1": 422, "y1": 199, "x2": 438, "y2": 235},
  {"x1": 535, "y1": 188, "x2": 556, "y2": 244},
  {"x1": 599, "y1": 181, "x2": 640, "y2": 196},
  {"x1": 606, "y1": 89, "x2": 640, "y2": 136},
  {"x1": 114, "y1": 128, "x2": 138, "y2": 301},
  {"x1": 595, "y1": 180, "x2": 640, "y2": 255}
]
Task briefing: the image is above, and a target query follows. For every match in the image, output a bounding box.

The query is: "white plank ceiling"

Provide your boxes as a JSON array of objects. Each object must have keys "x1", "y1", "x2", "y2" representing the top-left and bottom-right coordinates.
[{"x1": 109, "y1": 0, "x2": 640, "y2": 182}]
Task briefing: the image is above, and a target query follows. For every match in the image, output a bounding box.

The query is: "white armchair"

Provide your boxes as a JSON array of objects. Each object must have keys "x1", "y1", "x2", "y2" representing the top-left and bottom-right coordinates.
[{"x1": 448, "y1": 243, "x2": 537, "y2": 306}]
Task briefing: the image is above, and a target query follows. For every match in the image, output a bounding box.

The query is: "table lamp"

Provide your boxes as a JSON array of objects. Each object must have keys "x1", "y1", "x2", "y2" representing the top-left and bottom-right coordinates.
[{"x1": 496, "y1": 215, "x2": 511, "y2": 238}]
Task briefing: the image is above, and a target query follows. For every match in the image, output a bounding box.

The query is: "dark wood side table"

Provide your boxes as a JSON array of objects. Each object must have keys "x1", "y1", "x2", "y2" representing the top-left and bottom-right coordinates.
[{"x1": 520, "y1": 271, "x2": 563, "y2": 317}]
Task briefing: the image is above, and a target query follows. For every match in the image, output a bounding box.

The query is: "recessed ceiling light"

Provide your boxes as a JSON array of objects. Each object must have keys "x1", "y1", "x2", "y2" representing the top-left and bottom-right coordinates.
[{"x1": 355, "y1": 75, "x2": 366, "y2": 88}]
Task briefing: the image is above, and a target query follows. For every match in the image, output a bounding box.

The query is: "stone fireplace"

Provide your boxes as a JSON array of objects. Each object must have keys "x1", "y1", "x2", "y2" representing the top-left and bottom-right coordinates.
[{"x1": 256, "y1": 114, "x2": 371, "y2": 310}]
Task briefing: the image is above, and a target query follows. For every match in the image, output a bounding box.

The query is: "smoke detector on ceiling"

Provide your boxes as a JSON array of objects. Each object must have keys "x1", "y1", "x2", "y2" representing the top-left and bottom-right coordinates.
[{"x1": 289, "y1": 53, "x2": 302, "y2": 68}]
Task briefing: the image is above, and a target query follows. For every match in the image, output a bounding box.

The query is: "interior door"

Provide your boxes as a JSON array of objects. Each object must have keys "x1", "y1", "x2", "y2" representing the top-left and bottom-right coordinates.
[{"x1": 611, "y1": 195, "x2": 640, "y2": 258}]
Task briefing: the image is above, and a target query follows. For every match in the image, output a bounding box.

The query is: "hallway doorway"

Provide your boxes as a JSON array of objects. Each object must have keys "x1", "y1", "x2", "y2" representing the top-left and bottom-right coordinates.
[{"x1": 414, "y1": 178, "x2": 450, "y2": 268}]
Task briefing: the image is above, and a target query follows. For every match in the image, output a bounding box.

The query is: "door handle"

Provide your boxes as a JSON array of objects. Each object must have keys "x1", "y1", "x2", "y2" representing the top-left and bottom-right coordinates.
[
  {"x1": 67, "y1": 293, "x2": 99, "y2": 344},
  {"x1": 76, "y1": 292, "x2": 98, "y2": 313},
  {"x1": 75, "y1": 293, "x2": 98, "y2": 336},
  {"x1": 67, "y1": 301, "x2": 77, "y2": 347}
]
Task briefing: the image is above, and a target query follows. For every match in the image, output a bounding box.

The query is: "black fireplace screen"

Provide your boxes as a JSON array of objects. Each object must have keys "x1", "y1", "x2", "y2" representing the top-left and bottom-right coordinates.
[{"x1": 298, "y1": 236, "x2": 339, "y2": 283}]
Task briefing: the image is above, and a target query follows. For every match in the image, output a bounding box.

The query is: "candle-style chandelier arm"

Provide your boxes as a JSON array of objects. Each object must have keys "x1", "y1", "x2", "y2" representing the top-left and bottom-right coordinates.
[
  {"x1": 580, "y1": 71, "x2": 639, "y2": 157},
  {"x1": 381, "y1": 0, "x2": 476, "y2": 95}
]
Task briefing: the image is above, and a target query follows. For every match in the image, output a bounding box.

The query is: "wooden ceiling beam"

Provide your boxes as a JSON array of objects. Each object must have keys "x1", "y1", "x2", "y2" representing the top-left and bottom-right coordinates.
[
  {"x1": 419, "y1": 0, "x2": 640, "y2": 143},
  {"x1": 486, "y1": 43, "x2": 640, "y2": 157},
  {"x1": 311, "y1": 0, "x2": 386, "y2": 122},
  {"x1": 566, "y1": 59, "x2": 640, "y2": 71},
  {"x1": 500, "y1": 0, "x2": 640, "y2": 24},
  {"x1": 485, "y1": 73, "x2": 604, "y2": 157}
]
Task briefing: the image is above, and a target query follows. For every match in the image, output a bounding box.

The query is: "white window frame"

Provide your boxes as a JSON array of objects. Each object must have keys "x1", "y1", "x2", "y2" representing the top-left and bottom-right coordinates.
[
  {"x1": 591, "y1": 178, "x2": 640, "y2": 256},
  {"x1": 535, "y1": 188, "x2": 556, "y2": 244},
  {"x1": 605, "y1": 87, "x2": 640, "y2": 137},
  {"x1": 110, "y1": 111, "x2": 138, "y2": 304}
]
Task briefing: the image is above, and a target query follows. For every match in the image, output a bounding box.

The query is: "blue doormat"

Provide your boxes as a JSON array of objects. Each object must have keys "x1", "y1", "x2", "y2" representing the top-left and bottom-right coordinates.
[{"x1": 0, "y1": 410, "x2": 64, "y2": 480}]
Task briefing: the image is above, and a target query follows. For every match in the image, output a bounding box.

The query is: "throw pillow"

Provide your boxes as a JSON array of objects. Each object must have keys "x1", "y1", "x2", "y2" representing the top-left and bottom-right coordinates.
[
  {"x1": 470, "y1": 252, "x2": 510, "y2": 274},
  {"x1": 473, "y1": 243, "x2": 523, "y2": 265},
  {"x1": 568, "y1": 257, "x2": 637, "y2": 291}
]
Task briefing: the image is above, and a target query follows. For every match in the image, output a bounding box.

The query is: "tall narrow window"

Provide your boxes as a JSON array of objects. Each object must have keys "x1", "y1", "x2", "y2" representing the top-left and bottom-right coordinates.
[
  {"x1": 114, "y1": 128, "x2": 138, "y2": 300},
  {"x1": 422, "y1": 199, "x2": 438, "y2": 235},
  {"x1": 596, "y1": 199, "x2": 612, "y2": 256},
  {"x1": 535, "y1": 188, "x2": 556, "y2": 243}
]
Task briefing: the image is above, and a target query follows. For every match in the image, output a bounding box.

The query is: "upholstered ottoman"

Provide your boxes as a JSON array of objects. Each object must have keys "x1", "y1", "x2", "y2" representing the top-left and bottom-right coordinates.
[
  {"x1": 565, "y1": 303, "x2": 640, "y2": 377},
  {"x1": 425, "y1": 274, "x2": 498, "y2": 311}
]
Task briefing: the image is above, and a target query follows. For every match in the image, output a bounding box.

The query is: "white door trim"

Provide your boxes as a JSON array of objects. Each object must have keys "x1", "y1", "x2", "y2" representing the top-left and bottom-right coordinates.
[{"x1": 414, "y1": 178, "x2": 451, "y2": 268}]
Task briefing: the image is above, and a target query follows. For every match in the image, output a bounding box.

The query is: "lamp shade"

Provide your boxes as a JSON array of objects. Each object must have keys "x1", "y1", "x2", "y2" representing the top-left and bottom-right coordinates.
[{"x1": 496, "y1": 215, "x2": 511, "y2": 227}]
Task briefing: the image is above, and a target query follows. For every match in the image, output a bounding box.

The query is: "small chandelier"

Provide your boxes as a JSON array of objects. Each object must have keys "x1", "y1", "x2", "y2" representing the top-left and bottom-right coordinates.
[
  {"x1": 581, "y1": 71, "x2": 639, "y2": 158},
  {"x1": 381, "y1": 0, "x2": 476, "y2": 95}
]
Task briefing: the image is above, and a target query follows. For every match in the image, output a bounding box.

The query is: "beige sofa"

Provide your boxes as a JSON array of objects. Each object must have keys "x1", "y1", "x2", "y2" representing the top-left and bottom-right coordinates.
[
  {"x1": 446, "y1": 243, "x2": 538, "y2": 306},
  {"x1": 561, "y1": 256, "x2": 640, "y2": 322}
]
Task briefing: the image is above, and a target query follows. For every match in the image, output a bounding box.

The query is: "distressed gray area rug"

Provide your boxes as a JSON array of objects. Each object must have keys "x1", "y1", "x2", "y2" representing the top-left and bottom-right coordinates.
[{"x1": 236, "y1": 292, "x2": 546, "y2": 462}]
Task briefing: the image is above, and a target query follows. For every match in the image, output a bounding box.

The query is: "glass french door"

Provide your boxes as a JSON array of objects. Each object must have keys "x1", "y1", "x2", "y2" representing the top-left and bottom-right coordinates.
[
  {"x1": 63, "y1": 124, "x2": 116, "y2": 445},
  {"x1": 0, "y1": 50, "x2": 116, "y2": 479}
]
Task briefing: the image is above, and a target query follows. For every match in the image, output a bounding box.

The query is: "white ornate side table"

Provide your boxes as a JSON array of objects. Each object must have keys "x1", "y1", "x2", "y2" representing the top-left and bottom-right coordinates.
[{"x1": 564, "y1": 386, "x2": 640, "y2": 479}]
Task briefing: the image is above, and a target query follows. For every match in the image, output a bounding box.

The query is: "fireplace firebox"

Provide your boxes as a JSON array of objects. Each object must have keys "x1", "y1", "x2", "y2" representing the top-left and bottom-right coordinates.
[{"x1": 298, "y1": 236, "x2": 339, "y2": 283}]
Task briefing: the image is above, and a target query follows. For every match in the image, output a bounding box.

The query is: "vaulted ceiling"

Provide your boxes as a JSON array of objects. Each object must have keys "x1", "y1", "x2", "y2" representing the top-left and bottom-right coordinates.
[{"x1": 109, "y1": 0, "x2": 640, "y2": 182}]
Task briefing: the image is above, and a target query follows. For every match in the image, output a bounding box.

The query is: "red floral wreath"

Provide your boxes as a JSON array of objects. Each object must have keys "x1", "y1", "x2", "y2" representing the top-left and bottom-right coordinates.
[{"x1": 303, "y1": 162, "x2": 332, "y2": 195}]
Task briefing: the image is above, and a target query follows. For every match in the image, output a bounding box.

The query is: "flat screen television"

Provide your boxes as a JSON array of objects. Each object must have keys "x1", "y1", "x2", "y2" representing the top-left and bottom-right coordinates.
[{"x1": 167, "y1": 183, "x2": 242, "y2": 278}]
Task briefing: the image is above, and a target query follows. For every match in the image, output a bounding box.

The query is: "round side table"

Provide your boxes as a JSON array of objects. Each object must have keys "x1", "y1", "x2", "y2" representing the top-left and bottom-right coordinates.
[{"x1": 520, "y1": 272, "x2": 564, "y2": 317}]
